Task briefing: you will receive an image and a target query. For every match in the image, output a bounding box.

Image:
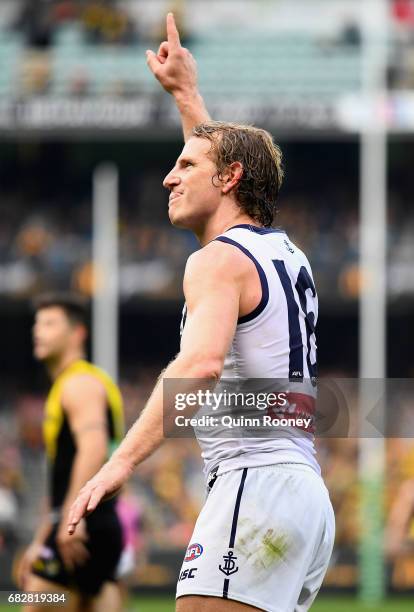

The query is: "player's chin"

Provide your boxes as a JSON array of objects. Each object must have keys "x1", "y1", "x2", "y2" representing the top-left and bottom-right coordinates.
[
  {"x1": 168, "y1": 208, "x2": 190, "y2": 229},
  {"x1": 33, "y1": 347, "x2": 49, "y2": 361}
]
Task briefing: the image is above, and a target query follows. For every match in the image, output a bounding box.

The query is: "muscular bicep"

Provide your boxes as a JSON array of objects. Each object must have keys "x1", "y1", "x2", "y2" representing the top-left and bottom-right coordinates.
[
  {"x1": 179, "y1": 242, "x2": 244, "y2": 376},
  {"x1": 181, "y1": 283, "x2": 239, "y2": 364}
]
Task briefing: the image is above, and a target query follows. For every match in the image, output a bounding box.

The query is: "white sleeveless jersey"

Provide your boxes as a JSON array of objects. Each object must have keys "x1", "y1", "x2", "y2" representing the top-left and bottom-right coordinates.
[{"x1": 180, "y1": 224, "x2": 320, "y2": 478}]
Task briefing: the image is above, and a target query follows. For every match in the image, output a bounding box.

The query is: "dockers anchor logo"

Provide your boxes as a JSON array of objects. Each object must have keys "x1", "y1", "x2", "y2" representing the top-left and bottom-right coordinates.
[{"x1": 219, "y1": 550, "x2": 239, "y2": 576}]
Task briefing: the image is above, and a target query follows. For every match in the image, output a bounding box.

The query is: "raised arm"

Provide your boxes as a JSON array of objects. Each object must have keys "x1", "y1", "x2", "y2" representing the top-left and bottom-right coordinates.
[{"x1": 146, "y1": 12, "x2": 210, "y2": 141}]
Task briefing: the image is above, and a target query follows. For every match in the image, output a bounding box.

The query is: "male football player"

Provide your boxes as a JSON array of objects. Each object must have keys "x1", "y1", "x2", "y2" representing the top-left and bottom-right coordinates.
[
  {"x1": 18, "y1": 293, "x2": 124, "y2": 612},
  {"x1": 68, "y1": 15, "x2": 335, "y2": 612}
]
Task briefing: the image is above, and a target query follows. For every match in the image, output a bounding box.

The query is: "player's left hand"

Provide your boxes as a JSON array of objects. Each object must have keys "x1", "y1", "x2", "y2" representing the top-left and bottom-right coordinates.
[
  {"x1": 56, "y1": 518, "x2": 89, "y2": 571},
  {"x1": 146, "y1": 13, "x2": 198, "y2": 97},
  {"x1": 15, "y1": 541, "x2": 44, "y2": 589},
  {"x1": 67, "y1": 456, "x2": 134, "y2": 536}
]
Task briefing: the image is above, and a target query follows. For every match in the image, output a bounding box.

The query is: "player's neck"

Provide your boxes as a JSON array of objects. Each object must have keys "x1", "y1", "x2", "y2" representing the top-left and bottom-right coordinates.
[
  {"x1": 47, "y1": 351, "x2": 85, "y2": 381},
  {"x1": 197, "y1": 213, "x2": 261, "y2": 246}
]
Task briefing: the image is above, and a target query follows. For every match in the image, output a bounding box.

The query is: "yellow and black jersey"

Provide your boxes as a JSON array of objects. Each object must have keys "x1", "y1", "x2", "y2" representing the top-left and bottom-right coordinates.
[{"x1": 43, "y1": 360, "x2": 124, "y2": 513}]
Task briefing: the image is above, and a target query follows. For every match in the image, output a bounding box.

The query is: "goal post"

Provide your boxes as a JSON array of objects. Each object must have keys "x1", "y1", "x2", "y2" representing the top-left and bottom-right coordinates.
[{"x1": 358, "y1": 0, "x2": 388, "y2": 603}]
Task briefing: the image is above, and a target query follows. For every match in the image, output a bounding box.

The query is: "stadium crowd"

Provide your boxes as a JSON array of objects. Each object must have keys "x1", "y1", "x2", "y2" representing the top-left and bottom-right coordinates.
[
  {"x1": 0, "y1": 0, "x2": 414, "y2": 98},
  {"x1": 0, "y1": 184, "x2": 413, "y2": 303},
  {"x1": 13, "y1": 0, "x2": 139, "y2": 48}
]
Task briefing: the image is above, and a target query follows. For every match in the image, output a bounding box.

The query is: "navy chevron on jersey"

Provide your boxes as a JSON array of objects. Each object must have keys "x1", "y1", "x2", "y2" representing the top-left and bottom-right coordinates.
[{"x1": 180, "y1": 224, "x2": 320, "y2": 478}]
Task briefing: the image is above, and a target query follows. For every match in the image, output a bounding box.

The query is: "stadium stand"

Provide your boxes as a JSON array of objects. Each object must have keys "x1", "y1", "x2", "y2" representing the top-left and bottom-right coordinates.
[
  {"x1": 0, "y1": 0, "x2": 364, "y2": 100},
  {"x1": 0, "y1": 26, "x2": 363, "y2": 99}
]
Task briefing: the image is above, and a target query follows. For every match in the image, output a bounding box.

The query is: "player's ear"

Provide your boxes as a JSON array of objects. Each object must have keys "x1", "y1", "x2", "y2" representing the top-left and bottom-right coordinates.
[
  {"x1": 221, "y1": 162, "x2": 243, "y2": 194},
  {"x1": 75, "y1": 323, "x2": 88, "y2": 346}
]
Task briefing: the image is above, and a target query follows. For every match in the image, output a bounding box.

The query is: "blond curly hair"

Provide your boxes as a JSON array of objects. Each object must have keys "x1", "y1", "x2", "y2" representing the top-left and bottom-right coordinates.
[{"x1": 192, "y1": 121, "x2": 284, "y2": 227}]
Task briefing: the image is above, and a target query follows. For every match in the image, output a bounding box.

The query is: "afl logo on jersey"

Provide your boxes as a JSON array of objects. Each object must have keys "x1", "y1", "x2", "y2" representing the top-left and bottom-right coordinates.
[
  {"x1": 184, "y1": 543, "x2": 203, "y2": 562},
  {"x1": 284, "y1": 239, "x2": 294, "y2": 254}
]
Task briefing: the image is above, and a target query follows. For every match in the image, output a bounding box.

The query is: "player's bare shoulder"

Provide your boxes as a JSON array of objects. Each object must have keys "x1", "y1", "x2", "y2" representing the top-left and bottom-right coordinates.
[
  {"x1": 61, "y1": 373, "x2": 106, "y2": 413},
  {"x1": 184, "y1": 238, "x2": 255, "y2": 291}
]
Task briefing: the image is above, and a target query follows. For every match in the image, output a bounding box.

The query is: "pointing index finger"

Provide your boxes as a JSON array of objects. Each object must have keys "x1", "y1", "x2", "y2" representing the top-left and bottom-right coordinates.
[{"x1": 167, "y1": 12, "x2": 181, "y2": 48}]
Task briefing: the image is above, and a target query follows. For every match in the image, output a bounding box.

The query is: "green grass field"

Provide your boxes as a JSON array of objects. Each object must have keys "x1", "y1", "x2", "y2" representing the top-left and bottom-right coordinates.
[
  {"x1": 4, "y1": 595, "x2": 414, "y2": 611},
  {"x1": 130, "y1": 596, "x2": 410, "y2": 611},
  {"x1": 127, "y1": 596, "x2": 413, "y2": 611}
]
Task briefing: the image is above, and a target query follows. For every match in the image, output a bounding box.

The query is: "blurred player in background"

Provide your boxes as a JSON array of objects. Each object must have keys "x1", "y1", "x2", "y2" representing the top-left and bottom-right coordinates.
[
  {"x1": 115, "y1": 486, "x2": 146, "y2": 606},
  {"x1": 68, "y1": 14, "x2": 335, "y2": 612},
  {"x1": 386, "y1": 479, "x2": 414, "y2": 558},
  {"x1": 17, "y1": 293, "x2": 124, "y2": 612}
]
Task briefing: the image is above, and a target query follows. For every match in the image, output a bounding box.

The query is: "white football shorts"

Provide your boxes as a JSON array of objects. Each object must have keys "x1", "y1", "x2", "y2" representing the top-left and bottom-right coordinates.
[{"x1": 176, "y1": 463, "x2": 335, "y2": 612}]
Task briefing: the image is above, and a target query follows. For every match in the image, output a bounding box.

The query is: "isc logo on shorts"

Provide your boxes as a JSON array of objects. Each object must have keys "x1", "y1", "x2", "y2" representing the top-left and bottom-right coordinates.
[
  {"x1": 178, "y1": 567, "x2": 198, "y2": 581},
  {"x1": 184, "y1": 543, "x2": 203, "y2": 562}
]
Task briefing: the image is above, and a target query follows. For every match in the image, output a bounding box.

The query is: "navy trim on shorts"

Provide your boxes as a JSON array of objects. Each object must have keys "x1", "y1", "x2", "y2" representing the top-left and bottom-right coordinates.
[
  {"x1": 222, "y1": 468, "x2": 248, "y2": 599},
  {"x1": 214, "y1": 236, "x2": 269, "y2": 324},
  {"x1": 229, "y1": 468, "x2": 248, "y2": 548}
]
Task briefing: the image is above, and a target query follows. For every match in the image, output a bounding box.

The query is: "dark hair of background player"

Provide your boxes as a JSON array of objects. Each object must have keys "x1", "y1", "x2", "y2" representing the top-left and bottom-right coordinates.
[{"x1": 32, "y1": 292, "x2": 89, "y2": 330}]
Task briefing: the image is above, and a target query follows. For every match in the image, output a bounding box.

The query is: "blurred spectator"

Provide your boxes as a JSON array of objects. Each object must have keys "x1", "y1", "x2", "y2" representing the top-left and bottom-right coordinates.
[
  {"x1": 68, "y1": 66, "x2": 91, "y2": 97},
  {"x1": 19, "y1": 52, "x2": 52, "y2": 96},
  {"x1": 0, "y1": 464, "x2": 19, "y2": 534},
  {"x1": 11, "y1": 0, "x2": 137, "y2": 47},
  {"x1": 153, "y1": 1, "x2": 192, "y2": 46},
  {"x1": 13, "y1": 0, "x2": 53, "y2": 48},
  {"x1": 81, "y1": 1, "x2": 136, "y2": 45},
  {"x1": 52, "y1": 1, "x2": 79, "y2": 24},
  {"x1": 116, "y1": 487, "x2": 147, "y2": 588},
  {"x1": 338, "y1": 20, "x2": 362, "y2": 47},
  {"x1": 393, "y1": 0, "x2": 414, "y2": 29}
]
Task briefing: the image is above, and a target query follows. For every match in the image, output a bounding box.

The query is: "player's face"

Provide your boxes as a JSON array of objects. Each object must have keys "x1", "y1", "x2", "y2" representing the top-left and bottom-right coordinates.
[
  {"x1": 163, "y1": 137, "x2": 221, "y2": 230},
  {"x1": 33, "y1": 307, "x2": 78, "y2": 362}
]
